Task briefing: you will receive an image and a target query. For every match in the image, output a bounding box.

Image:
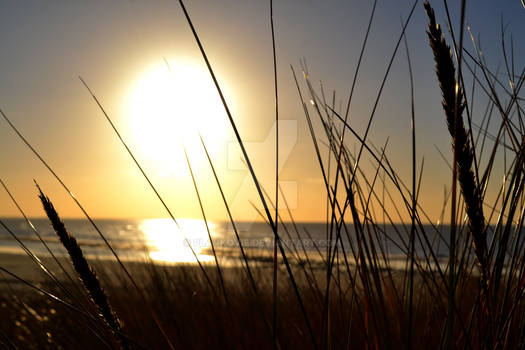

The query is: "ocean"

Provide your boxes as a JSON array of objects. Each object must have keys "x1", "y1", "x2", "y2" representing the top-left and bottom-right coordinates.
[{"x1": 0, "y1": 218, "x2": 456, "y2": 268}]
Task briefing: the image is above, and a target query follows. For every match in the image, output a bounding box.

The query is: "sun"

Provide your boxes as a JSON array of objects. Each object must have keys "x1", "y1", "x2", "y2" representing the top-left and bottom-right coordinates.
[{"x1": 126, "y1": 60, "x2": 228, "y2": 177}]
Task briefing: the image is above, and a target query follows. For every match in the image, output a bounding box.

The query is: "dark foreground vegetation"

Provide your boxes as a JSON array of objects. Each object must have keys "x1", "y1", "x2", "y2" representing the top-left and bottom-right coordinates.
[{"x1": 0, "y1": 260, "x2": 496, "y2": 349}]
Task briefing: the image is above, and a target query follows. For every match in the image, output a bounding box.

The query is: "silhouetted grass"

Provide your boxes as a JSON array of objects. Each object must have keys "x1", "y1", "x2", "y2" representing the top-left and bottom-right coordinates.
[
  {"x1": 1, "y1": 0, "x2": 525, "y2": 349},
  {"x1": 37, "y1": 184, "x2": 129, "y2": 350}
]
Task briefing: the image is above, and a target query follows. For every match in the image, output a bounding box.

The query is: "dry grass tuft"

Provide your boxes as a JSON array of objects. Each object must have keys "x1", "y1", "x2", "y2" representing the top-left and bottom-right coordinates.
[
  {"x1": 36, "y1": 184, "x2": 129, "y2": 350},
  {"x1": 424, "y1": 1, "x2": 488, "y2": 288}
]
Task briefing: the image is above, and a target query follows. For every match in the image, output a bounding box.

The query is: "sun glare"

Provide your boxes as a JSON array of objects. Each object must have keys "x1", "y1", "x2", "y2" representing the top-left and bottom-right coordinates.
[
  {"x1": 141, "y1": 218, "x2": 215, "y2": 263},
  {"x1": 127, "y1": 60, "x2": 228, "y2": 177}
]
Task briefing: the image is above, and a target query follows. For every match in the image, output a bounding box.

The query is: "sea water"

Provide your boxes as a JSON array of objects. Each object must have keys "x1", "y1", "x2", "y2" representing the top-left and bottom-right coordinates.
[{"x1": 0, "y1": 217, "x2": 463, "y2": 268}]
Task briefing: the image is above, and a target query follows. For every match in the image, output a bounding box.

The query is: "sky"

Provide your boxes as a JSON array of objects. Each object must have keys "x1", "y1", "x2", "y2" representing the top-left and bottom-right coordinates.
[{"x1": 0, "y1": 0, "x2": 524, "y2": 223}]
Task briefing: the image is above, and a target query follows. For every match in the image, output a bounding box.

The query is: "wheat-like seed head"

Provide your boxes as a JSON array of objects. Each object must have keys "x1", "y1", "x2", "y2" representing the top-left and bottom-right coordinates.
[
  {"x1": 424, "y1": 2, "x2": 488, "y2": 286},
  {"x1": 37, "y1": 184, "x2": 130, "y2": 350}
]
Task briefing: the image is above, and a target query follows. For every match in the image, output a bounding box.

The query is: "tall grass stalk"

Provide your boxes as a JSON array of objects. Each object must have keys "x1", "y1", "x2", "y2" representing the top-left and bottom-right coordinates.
[
  {"x1": 402, "y1": 16, "x2": 417, "y2": 350},
  {"x1": 269, "y1": 1, "x2": 279, "y2": 347},
  {"x1": 175, "y1": 0, "x2": 318, "y2": 346},
  {"x1": 424, "y1": 0, "x2": 488, "y2": 319},
  {"x1": 36, "y1": 184, "x2": 129, "y2": 350}
]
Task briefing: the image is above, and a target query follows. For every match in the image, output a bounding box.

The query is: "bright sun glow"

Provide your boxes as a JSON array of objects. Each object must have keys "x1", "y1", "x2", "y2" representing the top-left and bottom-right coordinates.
[
  {"x1": 141, "y1": 218, "x2": 215, "y2": 263},
  {"x1": 127, "y1": 60, "x2": 228, "y2": 177}
]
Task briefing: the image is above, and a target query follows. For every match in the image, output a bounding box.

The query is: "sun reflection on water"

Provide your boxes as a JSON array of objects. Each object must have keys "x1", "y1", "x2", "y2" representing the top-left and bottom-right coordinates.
[{"x1": 140, "y1": 218, "x2": 215, "y2": 263}]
